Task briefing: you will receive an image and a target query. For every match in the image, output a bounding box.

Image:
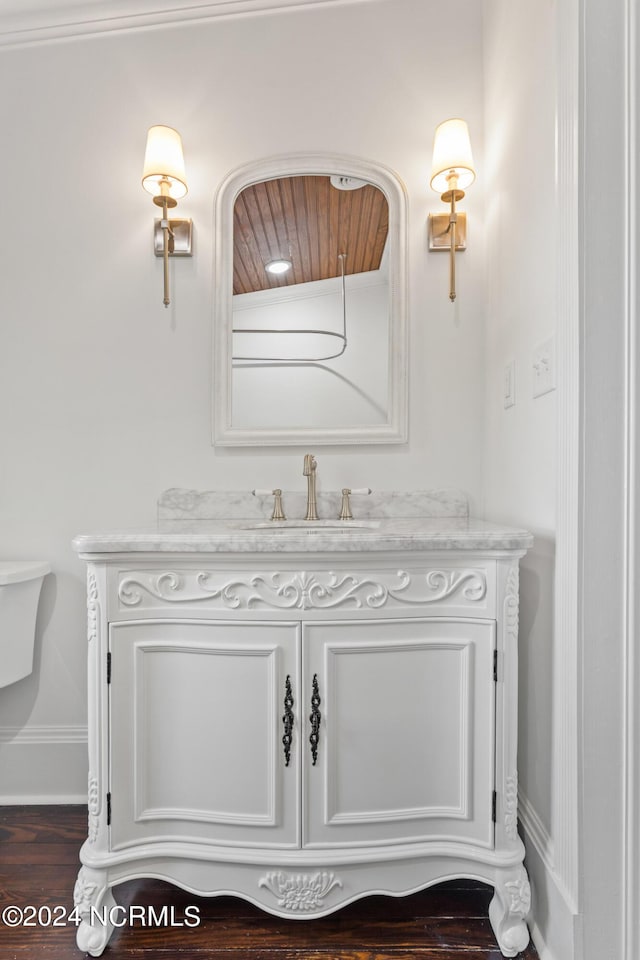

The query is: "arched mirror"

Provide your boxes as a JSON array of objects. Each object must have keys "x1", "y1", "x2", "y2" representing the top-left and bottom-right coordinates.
[{"x1": 213, "y1": 154, "x2": 407, "y2": 446}]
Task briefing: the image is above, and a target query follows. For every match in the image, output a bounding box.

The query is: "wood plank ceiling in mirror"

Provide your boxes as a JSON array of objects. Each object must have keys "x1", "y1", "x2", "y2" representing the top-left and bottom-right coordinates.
[{"x1": 233, "y1": 175, "x2": 389, "y2": 295}]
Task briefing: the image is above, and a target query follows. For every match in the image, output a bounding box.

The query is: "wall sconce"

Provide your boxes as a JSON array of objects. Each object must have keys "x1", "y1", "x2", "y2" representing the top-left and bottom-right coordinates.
[
  {"x1": 428, "y1": 118, "x2": 475, "y2": 302},
  {"x1": 141, "y1": 125, "x2": 193, "y2": 307}
]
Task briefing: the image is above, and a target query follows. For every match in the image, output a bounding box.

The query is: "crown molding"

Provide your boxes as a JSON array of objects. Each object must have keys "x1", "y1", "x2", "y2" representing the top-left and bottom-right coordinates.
[{"x1": 0, "y1": 0, "x2": 374, "y2": 47}]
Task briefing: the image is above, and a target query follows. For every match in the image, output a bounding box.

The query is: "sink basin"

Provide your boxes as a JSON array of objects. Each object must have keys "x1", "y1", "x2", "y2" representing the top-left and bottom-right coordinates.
[{"x1": 239, "y1": 519, "x2": 381, "y2": 531}]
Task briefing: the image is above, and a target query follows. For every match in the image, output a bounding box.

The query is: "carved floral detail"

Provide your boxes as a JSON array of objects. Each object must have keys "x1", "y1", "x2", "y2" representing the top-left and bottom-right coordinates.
[
  {"x1": 258, "y1": 871, "x2": 342, "y2": 910},
  {"x1": 118, "y1": 568, "x2": 487, "y2": 611},
  {"x1": 504, "y1": 773, "x2": 519, "y2": 841},
  {"x1": 505, "y1": 873, "x2": 531, "y2": 918},
  {"x1": 88, "y1": 776, "x2": 99, "y2": 844},
  {"x1": 87, "y1": 570, "x2": 99, "y2": 643},
  {"x1": 73, "y1": 867, "x2": 98, "y2": 920}
]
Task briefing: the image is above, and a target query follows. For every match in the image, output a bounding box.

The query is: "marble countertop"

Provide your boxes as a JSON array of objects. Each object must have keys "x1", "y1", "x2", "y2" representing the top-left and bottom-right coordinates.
[{"x1": 73, "y1": 516, "x2": 533, "y2": 556}]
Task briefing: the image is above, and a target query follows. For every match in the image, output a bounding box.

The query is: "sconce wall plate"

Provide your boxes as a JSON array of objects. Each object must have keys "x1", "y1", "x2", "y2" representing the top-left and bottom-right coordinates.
[
  {"x1": 154, "y1": 219, "x2": 193, "y2": 257},
  {"x1": 428, "y1": 212, "x2": 467, "y2": 251}
]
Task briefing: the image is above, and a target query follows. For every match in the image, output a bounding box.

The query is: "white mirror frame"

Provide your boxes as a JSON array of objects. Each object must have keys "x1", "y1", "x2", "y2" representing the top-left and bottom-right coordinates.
[{"x1": 213, "y1": 153, "x2": 408, "y2": 446}]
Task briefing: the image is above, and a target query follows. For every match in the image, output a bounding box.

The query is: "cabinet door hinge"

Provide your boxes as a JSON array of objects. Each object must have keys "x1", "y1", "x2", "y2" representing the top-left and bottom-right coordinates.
[
  {"x1": 107, "y1": 792, "x2": 112, "y2": 826},
  {"x1": 493, "y1": 649, "x2": 498, "y2": 682},
  {"x1": 107, "y1": 652, "x2": 112, "y2": 684},
  {"x1": 492, "y1": 790, "x2": 497, "y2": 823}
]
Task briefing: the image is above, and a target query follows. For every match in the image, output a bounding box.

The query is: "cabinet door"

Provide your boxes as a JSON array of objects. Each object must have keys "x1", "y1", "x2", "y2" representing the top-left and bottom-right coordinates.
[
  {"x1": 109, "y1": 619, "x2": 300, "y2": 850},
  {"x1": 303, "y1": 618, "x2": 495, "y2": 848}
]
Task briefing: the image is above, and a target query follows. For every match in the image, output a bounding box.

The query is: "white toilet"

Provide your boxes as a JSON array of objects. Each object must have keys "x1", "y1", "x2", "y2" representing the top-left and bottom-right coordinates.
[{"x1": 0, "y1": 561, "x2": 50, "y2": 688}]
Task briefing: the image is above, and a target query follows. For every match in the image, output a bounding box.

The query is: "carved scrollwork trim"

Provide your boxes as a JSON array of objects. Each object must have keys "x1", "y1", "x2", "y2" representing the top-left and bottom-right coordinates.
[
  {"x1": 503, "y1": 563, "x2": 519, "y2": 645},
  {"x1": 419, "y1": 568, "x2": 487, "y2": 602},
  {"x1": 88, "y1": 775, "x2": 99, "y2": 844},
  {"x1": 118, "y1": 568, "x2": 487, "y2": 611},
  {"x1": 87, "y1": 570, "x2": 99, "y2": 643},
  {"x1": 119, "y1": 572, "x2": 183, "y2": 606},
  {"x1": 504, "y1": 773, "x2": 519, "y2": 841},
  {"x1": 258, "y1": 871, "x2": 342, "y2": 910}
]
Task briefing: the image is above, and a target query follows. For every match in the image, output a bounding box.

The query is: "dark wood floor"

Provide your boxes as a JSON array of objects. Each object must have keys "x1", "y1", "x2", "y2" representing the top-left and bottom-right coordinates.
[{"x1": 0, "y1": 806, "x2": 538, "y2": 959}]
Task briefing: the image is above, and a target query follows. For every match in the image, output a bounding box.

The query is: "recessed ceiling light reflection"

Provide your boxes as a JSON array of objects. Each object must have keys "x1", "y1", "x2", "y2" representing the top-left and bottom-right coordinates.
[{"x1": 265, "y1": 258, "x2": 292, "y2": 275}]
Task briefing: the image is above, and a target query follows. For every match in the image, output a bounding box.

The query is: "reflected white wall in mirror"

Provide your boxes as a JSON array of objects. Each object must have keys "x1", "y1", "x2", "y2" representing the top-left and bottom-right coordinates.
[{"x1": 213, "y1": 155, "x2": 408, "y2": 446}]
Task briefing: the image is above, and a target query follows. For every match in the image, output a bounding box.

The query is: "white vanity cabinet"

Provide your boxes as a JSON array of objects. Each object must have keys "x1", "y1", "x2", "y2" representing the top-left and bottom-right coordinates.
[{"x1": 73, "y1": 523, "x2": 532, "y2": 958}]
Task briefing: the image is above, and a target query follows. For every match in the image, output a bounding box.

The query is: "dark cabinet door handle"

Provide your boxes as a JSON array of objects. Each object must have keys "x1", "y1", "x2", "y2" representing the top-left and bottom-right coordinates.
[
  {"x1": 282, "y1": 675, "x2": 294, "y2": 767},
  {"x1": 309, "y1": 673, "x2": 321, "y2": 766}
]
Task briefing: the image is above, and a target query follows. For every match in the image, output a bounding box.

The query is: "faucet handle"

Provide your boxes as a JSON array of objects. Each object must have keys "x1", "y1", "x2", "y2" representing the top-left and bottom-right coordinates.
[
  {"x1": 338, "y1": 489, "x2": 353, "y2": 521},
  {"x1": 270, "y1": 489, "x2": 286, "y2": 521},
  {"x1": 252, "y1": 488, "x2": 286, "y2": 521},
  {"x1": 338, "y1": 487, "x2": 372, "y2": 521}
]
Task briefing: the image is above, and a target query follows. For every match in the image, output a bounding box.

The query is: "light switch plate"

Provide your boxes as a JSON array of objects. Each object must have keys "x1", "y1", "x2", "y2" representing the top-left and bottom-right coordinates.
[
  {"x1": 532, "y1": 337, "x2": 556, "y2": 398},
  {"x1": 504, "y1": 359, "x2": 516, "y2": 408}
]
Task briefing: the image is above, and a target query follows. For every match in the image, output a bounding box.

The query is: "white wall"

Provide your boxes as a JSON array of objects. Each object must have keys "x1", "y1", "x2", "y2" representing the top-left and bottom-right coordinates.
[
  {"x1": 0, "y1": 0, "x2": 487, "y2": 798},
  {"x1": 482, "y1": 1, "x2": 576, "y2": 959}
]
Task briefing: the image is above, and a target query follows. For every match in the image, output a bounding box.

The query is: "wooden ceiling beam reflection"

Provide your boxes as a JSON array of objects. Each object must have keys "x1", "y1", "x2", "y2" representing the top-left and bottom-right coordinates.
[{"x1": 232, "y1": 175, "x2": 389, "y2": 295}]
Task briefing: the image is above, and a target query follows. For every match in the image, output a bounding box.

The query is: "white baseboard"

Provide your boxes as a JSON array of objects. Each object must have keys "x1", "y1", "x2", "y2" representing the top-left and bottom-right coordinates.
[
  {"x1": 0, "y1": 725, "x2": 88, "y2": 743},
  {"x1": 529, "y1": 916, "x2": 563, "y2": 960},
  {"x1": 519, "y1": 789, "x2": 579, "y2": 960},
  {"x1": 0, "y1": 724, "x2": 88, "y2": 804},
  {"x1": 519, "y1": 789, "x2": 555, "y2": 876}
]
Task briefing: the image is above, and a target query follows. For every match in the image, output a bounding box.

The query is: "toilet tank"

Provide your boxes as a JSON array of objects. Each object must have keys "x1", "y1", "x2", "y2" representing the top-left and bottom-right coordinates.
[{"x1": 0, "y1": 561, "x2": 50, "y2": 688}]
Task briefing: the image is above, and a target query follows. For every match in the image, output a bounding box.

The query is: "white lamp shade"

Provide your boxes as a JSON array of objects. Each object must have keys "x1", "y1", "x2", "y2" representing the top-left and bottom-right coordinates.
[
  {"x1": 142, "y1": 125, "x2": 188, "y2": 200},
  {"x1": 430, "y1": 118, "x2": 475, "y2": 194}
]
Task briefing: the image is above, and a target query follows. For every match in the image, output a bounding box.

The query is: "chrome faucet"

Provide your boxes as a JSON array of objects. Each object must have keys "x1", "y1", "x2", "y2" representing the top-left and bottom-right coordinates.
[{"x1": 303, "y1": 454, "x2": 318, "y2": 520}]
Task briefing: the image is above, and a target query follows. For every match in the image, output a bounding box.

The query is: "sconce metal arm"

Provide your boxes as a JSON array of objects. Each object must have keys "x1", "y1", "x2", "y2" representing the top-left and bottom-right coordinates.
[
  {"x1": 441, "y1": 175, "x2": 464, "y2": 304},
  {"x1": 154, "y1": 192, "x2": 177, "y2": 308}
]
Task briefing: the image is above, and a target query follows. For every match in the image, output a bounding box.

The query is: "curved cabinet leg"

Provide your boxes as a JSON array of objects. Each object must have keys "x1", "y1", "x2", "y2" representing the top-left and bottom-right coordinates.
[
  {"x1": 489, "y1": 864, "x2": 531, "y2": 958},
  {"x1": 74, "y1": 866, "x2": 116, "y2": 957}
]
